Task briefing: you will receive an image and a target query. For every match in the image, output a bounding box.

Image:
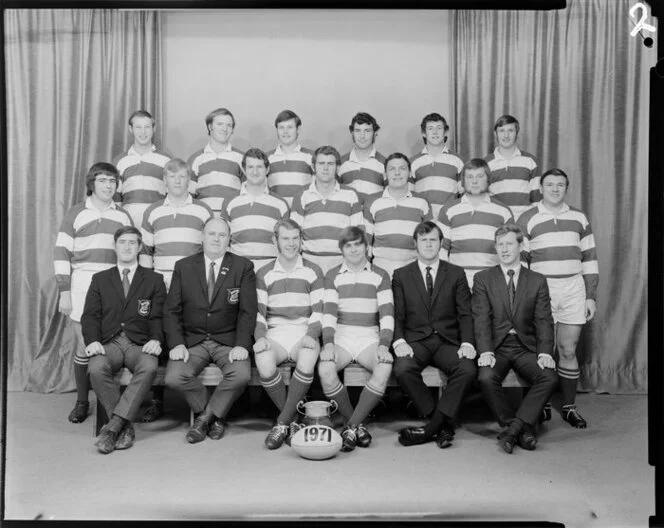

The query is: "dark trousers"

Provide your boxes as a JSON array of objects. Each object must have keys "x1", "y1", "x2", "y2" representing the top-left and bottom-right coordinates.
[
  {"x1": 478, "y1": 334, "x2": 558, "y2": 426},
  {"x1": 165, "y1": 339, "x2": 251, "y2": 419},
  {"x1": 88, "y1": 333, "x2": 158, "y2": 422},
  {"x1": 393, "y1": 333, "x2": 477, "y2": 419}
]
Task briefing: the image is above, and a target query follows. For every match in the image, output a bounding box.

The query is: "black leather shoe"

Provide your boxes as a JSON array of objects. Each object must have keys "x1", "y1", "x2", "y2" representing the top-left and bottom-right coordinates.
[
  {"x1": 207, "y1": 418, "x2": 226, "y2": 440},
  {"x1": 140, "y1": 399, "x2": 163, "y2": 423},
  {"x1": 398, "y1": 426, "x2": 436, "y2": 446},
  {"x1": 517, "y1": 424, "x2": 537, "y2": 451},
  {"x1": 186, "y1": 414, "x2": 210, "y2": 444},
  {"x1": 95, "y1": 425, "x2": 118, "y2": 454},
  {"x1": 562, "y1": 405, "x2": 587, "y2": 429},
  {"x1": 435, "y1": 425, "x2": 455, "y2": 449},
  {"x1": 115, "y1": 423, "x2": 135, "y2": 450},
  {"x1": 68, "y1": 400, "x2": 89, "y2": 423},
  {"x1": 497, "y1": 430, "x2": 517, "y2": 454}
]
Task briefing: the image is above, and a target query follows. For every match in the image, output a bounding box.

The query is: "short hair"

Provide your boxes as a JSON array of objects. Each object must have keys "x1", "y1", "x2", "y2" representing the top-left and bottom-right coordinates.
[
  {"x1": 85, "y1": 162, "x2": 119, "y2": 196},
  {"x1": 348, "y1": 112, "x2": 380, "y2": 133},
  {"x1": 242, "y1": 148, "x2": 270, "y2": 170},
  {"x1": 128, "y1": 110, "x2": 154, "y2": 127},
  {"x1": 273, "y1": 218, "x2": 302, "y2": 239},
  {"x1": 205, "y1": 107, "x2": 236, "y2": 133},
  {"x1": 540, "y1": 168, "x2": 570, "y2": 188},
  {"x1": 494, "y1": 223, "x2": 524, "y2": 244},
  {"x1": 461, "y1": 158, "x2": 492, "y2": 186},
  {"x1": 420, "y1": 113, "x2": 449, "y2": 135},
  {"x1": 312, "y1": 145, "x2": 341, "y2": 167},
  {"x1": 338, "y1": 225, "x2": 368, "y2": 251},
  {"x1": 413, "y1": 220, "x2": 443, "y2": 241},
  {"x1": 274, "y1": 109, "x2": 302, "y2": 128},
  {"x1": 384, "y1": 152, "x2": 411, "y2": 171},
  {"x1": 114, "y1": 225, "x2": 142, "y2": 244},
  {"x1": 163, "y1": 158, "x2": 190, "y2": 179},
  {"x1": 203, "y1": 216, "x2": 230, "y2": 233},
  {"x1": 493, "y1": 114, "x2": 520, "y2": 134}
]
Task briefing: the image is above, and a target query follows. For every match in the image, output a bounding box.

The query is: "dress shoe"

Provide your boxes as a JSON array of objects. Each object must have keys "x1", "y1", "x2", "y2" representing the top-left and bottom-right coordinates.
[
  {"x1": 68, "y1": 400, "x2": 89, "y2": 423},
  {"x1": 539, "y1": 402, "x2": 552, "y2": 424},
  {"x1": 497, "y1": 429, "x2": 517, "y2": 454},
  {"x1": 115, "y1": 423, "x2": 135, "y2": 450},
  {"x1": 517, "y1": 424, "x2": 537, "y2": 451},
  {"x1": 186, "y1": 414, "x2": 210, "y2": 444},
  {"x1": 355, "y1": 424, "x2": 372, "y2": 448},
  {"x1": 140, "y1": 399, "x2": 163, "y2": 423},
  {"x1": 398, "y1": 426, "x2": 436, "y2": 447},
  {"x1": 340, "y1": 425, "x2": 357, "y2": 452},
  {"x1": 435, "y1": 425, "x2": 455, "y2": 449},
  {"x1": 562, "y1": 405, "x2": 587, "y2": 429},
  {"x1": 265, "y1": 423, "x2": 288, "y2": 450},
  {"x1": 207, "y1": 418, "x2": 226, "y2": 440},
  {"x1": 95, "y1": 425, "x2": 118, "y2": 454}
]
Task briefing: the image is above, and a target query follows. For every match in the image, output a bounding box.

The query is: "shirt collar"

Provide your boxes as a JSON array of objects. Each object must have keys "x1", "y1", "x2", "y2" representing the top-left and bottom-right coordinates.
[
  {"x1": 493, "y1": 146, "x2": 522, "y2": 160},
  {"x1": 421, "y1": 145, "x2": 450, "y2": 156},
  {"x1": 309, "y1": 180, "x2": 341, "y2": 195},
  {"x1": 417, "y1": 259, "x2": 439, "y2": 276},
  {"x1": 349, "y1": 147, "x2": 377, "y2": 163},
  {"x1": 274, "y1": 144, "x2": 302, "y2": 156},
  {"x1": 85, "y1": 197, "x2": 117, "y2": 211},
  {"x1": 339, "y1": 260, "x2": 371, "y2": 273},
  {"x1": 128, "y1": 144, "x2": 157, "y2": 156},
  {"x1": 460, "y1": 193, "x2": 491, "y2": 205},
  {"x1": 164, "y1": 194, "x2": 193, "y2": 207},
  {"x1": 204, "y1": 142, "x2": 232, "y2": 154},
  {"x1": 382, "y1": 188, "x2": 413, "y2": 200},
  {"x1": 204, "y1": 254, "x2": 225, "y2": 269},
  {"x1": 118, "y1": 262, "x2": 138, "y2": 277},
  {"x1": 274, "y1": 255, "x2": 305, "y2": 273},
  {"x1": 537, "y1": 200, "x2": 570, "y2": 215},
  {"x1": 240, "y1": 182, "x2": 269, "y2": 195},
  {"x1": 500, "y1": 263, "x2": 523, "y2": 278}
]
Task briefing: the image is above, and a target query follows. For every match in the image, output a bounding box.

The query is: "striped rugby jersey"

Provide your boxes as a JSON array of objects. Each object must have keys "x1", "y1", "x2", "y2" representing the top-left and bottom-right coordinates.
[
  {"x1": 322, "y1": 261, "x2": 394, "y2": 348},
  {"x1": 410, "y1": 146, "x2": 464, "y2": 218},
  {"x1": 267, "y1": 144, "x2": 313, "y2": 207},
  {"x1": 338, "y1": 148, "x2": 386, "y2": 205},
  {"x1": 255, "y1": 256, "x2": 324, "y2": 340},
  {"x1": 485, "y1": 147, "x2": 541, "y2": 218},
  {"x1": 517, "y1": 201, "x2": 599, "y2": 300}
]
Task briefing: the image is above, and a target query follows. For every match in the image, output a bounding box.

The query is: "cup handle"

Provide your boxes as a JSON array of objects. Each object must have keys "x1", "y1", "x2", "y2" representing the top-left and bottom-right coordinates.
[
  {"x1": 296, "y1": 400, "x2": 306, "y2": 415},
  {"x1": 328, "y1": 399, "x2": 338, "y2": 415}
]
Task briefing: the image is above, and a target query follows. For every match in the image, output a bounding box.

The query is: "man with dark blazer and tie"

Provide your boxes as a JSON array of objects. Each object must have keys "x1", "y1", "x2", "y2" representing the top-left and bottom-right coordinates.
[
  {"x1": 472, "y1": 223, "x2": 557, "y2": 454},
  {"x1": 81, "y1": 226, "x2": 166, "y2": 454},
  {"x1": 394, "y1": 220, "x2": 477, "y2": 449},
  {"x1": 164, "y1": 217, "x2": 257, "y2": 444}
]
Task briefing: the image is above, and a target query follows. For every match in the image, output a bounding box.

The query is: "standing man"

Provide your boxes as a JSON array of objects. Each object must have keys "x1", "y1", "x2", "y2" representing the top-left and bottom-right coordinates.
[
  {"x1": 318, "y1": 226, "x2": 394, "y2": 452},
  {"x1": 517, "y1": 168, "x2": 598, "y2": 428},
  {"x1": 163, "y1": 217, "x2": 257, "y2": 444},
  {"x1": 222, "y1": 148, "x2": 289, "y2": 272},
  {"x1": 485, "y1": 115, "x2": 541, "y2": 219},
  {"x1": 254, "y1": 218, "x2": 325, "y2": 449},
  {"x1": 437, "y1": 158, "x2": 513, "y2": 289},
  {"x1": 188, "y1": 107, "x2": 244, "y2": 217},
  {"x1": 113, "y1": 110, "x2": 171, "y2": 228},
  {"x1": 410, "y1": 113, "x2": 464, "y2": 219},
  {"x1": 82, "y1": 226, "x2": 166, "y2": 454},
  {"x1": 290, "y1": 146, "x2": 364, "y2": 275},
  {"x1": 472, "y1": 224, "x2": 558, "y2": 453},
  {"x1": 394, "y1": 221, "x2": 476, "y2": 449},
  {"x1": 54, "y1": 162, "x2": 133, "y2": 423},
  {"x1": 267, "y1": 110, "x2": 314, "y2": 207},
  {"x1": 338, "y1": 112, "x2": 386, "y2": 205},
  {"x1": 364, "y1": 153, "x2": 432, "y2": 278}
]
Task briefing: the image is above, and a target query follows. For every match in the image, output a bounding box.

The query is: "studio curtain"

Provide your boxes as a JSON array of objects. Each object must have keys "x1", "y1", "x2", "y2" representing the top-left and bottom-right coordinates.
[
  {"x1": 453, "y1": 0, "x2": 654, "y2": 393},
  {"x1": 5, "y1": 9, "x2": 163, "y2": 391}
]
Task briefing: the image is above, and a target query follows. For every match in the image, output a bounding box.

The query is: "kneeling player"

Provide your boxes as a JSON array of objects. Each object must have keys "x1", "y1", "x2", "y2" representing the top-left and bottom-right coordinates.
[
  {"x1": 254, "y1": 219, "x2": 325, "y2": 449},
  {"x1": 318, "y1": 226, "x2": 394, "y2": 452}
]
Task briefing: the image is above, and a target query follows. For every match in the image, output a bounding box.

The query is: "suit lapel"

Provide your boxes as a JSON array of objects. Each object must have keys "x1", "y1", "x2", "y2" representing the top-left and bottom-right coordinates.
[
  {"x1": 492, "y1": 266, "x2": 511, "y2": 315},
  {"x1": 210, "y1": 253, "x2": 233, "y2": 304},
  {"x1": 410, "y1": 262, "x2": 430, "y2": 310},
  {"x1": 512, "y1": 266, "x2": 527, "y2": 314},
  {"x1": 124, "y1": 266, "x2": 145, "y2": 307},
  {"x1": 109, "y1": 267, "x2": 125, "y2": 304},
  {"x1": 197, "y1": 253, "x2": 209, "y2": 301},
  {"x1": 430, "y1": 260, "x2": 446, "y2": 305}
]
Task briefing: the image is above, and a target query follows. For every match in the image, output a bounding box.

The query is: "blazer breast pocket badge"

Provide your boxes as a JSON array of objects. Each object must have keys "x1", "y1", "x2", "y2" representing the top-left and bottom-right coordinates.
[
  {"x1": 137, "y1": 299, "x2": 151, "y2": 316},
  {"x1": 227, "y1": 288, "x2": 240, "y2": 304}
]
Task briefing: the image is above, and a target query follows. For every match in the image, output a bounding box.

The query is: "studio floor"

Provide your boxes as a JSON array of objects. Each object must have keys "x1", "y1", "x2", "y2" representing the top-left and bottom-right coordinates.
[{"x1": 3, "y1": 388, "x2": 653, "y2": 526}]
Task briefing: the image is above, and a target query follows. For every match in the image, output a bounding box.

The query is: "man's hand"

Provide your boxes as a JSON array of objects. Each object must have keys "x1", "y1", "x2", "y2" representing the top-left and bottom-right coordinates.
[
  {"x1": 169, "y1": 344, "x2": 189, "y2": 362},
  {"x1": 477, "y1": 352, "x2": 496, "y2": 368},
  {"x1": 142, "y1": 339, "x2": 162, "y2": 356},
  {"x1": 58, "y1": 291, "x2": 72, "y2": 316},
  {"x1": 253, "y1": 337, "x2": 271, "y2": 354},
  {"x1": 319, "y1": 343, "x2": 336, "y2": 362},
  {"x1": 537, "y1": 353, "x2": 556, "y2": 370},
  {"x1": 297, "y1": 335, "x2": 318, "y2": 351},
  {"x1": 394, "y1": 342, "x2": 414, "y2": 358},
  {"x1": 229, "y1": 346, "x2": 249, "y2": 363},
  {"x1": 457, "y1": 343, "x2": 476, "y2": 360},
  {"x1": 376, "y1": 344, "x2": 393, "y2": 364},
  {"x1": 585, "y1": 299, "x2": 596, "y2": 322},
  {"x1": 85, "y1": 341, "x2": 105, "y2": 357}
]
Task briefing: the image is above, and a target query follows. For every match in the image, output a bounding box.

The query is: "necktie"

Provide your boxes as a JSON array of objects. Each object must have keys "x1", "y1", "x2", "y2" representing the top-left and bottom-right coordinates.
[
  {"x1": 122, "y1": 268, "x2": 130, "y2": 298},
  {"x1": 426, "y1": 266, "x2": 434, "y2": 300},
  {"x1": 507, "y1": 269, "x2": 515, "y2": 311},
  {"x1": 208, "y1": 261, "x2": 216, "y2": 303}
]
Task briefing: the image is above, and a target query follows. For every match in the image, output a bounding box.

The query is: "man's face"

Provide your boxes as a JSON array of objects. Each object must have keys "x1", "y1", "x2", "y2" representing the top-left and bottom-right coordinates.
[
  {"x1": 92, "y1": 173, "x2": 118, "y2": 203},
  {"x1": 541, "y1": 175, "x2": 568, "y2": 207},
  {"x1": 277, "y1": 119, "x2": 299, "y2": 147},
  {"x1": 165, "y1": 168, "x2": 190, "y2": 198},
  {"x1": 244, "y1": 157, "x2": 268, "y2": 187},
  {"x1": 129, "y1": 116, "x2": 154, "y2": 147},
  {"x1": 203, "y1": 219, "x2": 230, "y2": 260},
  {"x1": 495, "y1": 123, "x2": 518, "y2": 150},
  {"x1": 351, "y1": 123, "x2": 376, "y2": 150},
  {"x1": 115, "y1": 233, "x2": 141, "y2": 265},
  {"x1": 386, "y1": 157, "x2": 410, "y2": 191},
  {"x1": 275, "y1": 226, "x2": 302, "y2": 261},
  {"x1": 314, "y1": 154, "x2": 338, "y2": 184},
  {"x1": 423, "y1": 120, "x2": 446, "y2": 147},
  {"x1": 463, "y1": 167, "x2": 489, "y2": 196},
  {"x1": 416, "y1": 231, "x2": 442, "y2": 262},
  {"x1": 496, "y1": 232, "x2": 521, "y2": 268},
  {"x1": 342, "y1": 238, "x2": 367, "y2": 268},
  {"x1": 209, "y1": 114, "x2": 234, "y2": 145}
]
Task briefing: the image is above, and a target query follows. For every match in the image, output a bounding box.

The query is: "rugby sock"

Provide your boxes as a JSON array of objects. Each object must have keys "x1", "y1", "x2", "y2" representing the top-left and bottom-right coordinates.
[
  {"x1": 558, "y1": 366, "x2": 580, "y2": 406},
  {"x1": 107, "y1": 414, "x2": 128, "y2": 434},
  {"x1": 278, "y1": 368, "x2": 313, "y2": 424},
  {"x1": 325, "y1": 380, "x2": 354, "y2": 421},
  {"x1": 260, "y1": 370, "x2": 287, "y2": 411},
  {"x1": 73, "y1": 356, "x2": 90, "y2": 403},
  {"x1": 348, "y1": 382, "x2": 383, "y2": 426}
]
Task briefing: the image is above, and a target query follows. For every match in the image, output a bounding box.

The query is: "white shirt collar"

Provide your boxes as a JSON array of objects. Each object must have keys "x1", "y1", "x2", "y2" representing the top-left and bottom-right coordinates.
[
  {"x1": 274, "y1": 144, "x2": 302, "y2": 156},
  {"x1": 382, "y1": 188, "x2": 413, "y2": 200},
  {"x1": 163, "y1": 194, "x2": 193, "y2": 207},
  {"x1": 85, "y1": 197, "x2": 117, "y2": 211},
  {"x1": 493, "y1": 146, "x2": 522, "y2": 160},
  {"x1": 204, "y1": 142, "x2": 232, "y2": 154},
  {"x1": 309, "y1": 180, "x2": 340, "y2": 196},
  {"x1": 537, "y1": 200, "x2": 570, "y2": 215},
  {"x1": 460, "y1": 193, "x2": 491, "y2": 205},
  {"x1": 349, "y1": 147, "x2": 377, "y2": 163},
  {"x1": 339, "y1": 260, "x2": 371, "y2": 274},
  {"x1": 118, "y1": 263, "x2": 138, "y2": 282},
  {"x1": 240, "y1": 182, "x2": 270, "y2": 196},
  {"x1": 500, "y1": 263, "x2": 523, "y2": 283},
  {"x1": 417, "y1": 259, "x2": 440, "y2": 279},
  {"x1": 274, "y1": 255, "x2": 305, "y2": 273},
  {"x1": 128, "y1": 144, "x2": 157, "y2": 156},
  {"x1": 421, "y1": 145, "x2": 450, "y2": 156}
]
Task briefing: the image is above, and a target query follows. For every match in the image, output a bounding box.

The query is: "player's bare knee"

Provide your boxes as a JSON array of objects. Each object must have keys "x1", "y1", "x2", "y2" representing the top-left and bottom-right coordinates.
[
  {"x1": 317, "y1": 362, "x2": 338, "y2": 386},
  {"x1": 370, "y1": 363, "x2": 392, "y2": 388}
]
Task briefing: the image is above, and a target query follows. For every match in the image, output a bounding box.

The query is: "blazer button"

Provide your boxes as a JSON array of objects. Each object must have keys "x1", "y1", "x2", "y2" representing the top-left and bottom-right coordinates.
[
  {"x1": 120, "y1": 322, "x2": 125, "y2": 327},
  {"x1": 207, "y1": 313, "x2": 211, "y2": 317}
]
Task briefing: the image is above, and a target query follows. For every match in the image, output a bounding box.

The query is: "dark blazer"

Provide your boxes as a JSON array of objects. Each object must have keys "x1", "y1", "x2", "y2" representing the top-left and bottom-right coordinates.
[
  {"x1": 163, "y1": 251, "x2": 257, "y2": 351},
  {"x1": 81, "y1": 265, "x2": 166, "y2": 346},
  {"x1": 471, "y1": 265, "x2": 554, "y2": 356},
  {"x1": 392, "y1": 260, "x2": 474, "y2": 346}
]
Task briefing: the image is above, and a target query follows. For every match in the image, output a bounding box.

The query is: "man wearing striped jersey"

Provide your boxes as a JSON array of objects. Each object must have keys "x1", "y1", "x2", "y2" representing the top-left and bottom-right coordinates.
[
  {"x1": 485, "y1": 115, "x2": 541, "y2": 219},
  {"x1": 437, "y1": 158, "x2": 514, "y2": 289},
  {"x1": 338, "y1": 112, "x2": 386, "y2": 205},
  {"x1": 113, "y1": 110, "x2": 171, "y2": 228},
  {"x1": 410, "y1": 113, "x2": 464, "y2": 218},
  {"x1": 54, "y1": 162, "x2": 133, "y2": 423},
  {"x1": 222, "y1": 148, "x2": 289, "y2": 272},
  {"x1": 188, "y1": 107, "x2": 244, "y2": 217},
  {"x1": 318, "y1": 226, "x2": 394, "y2": 452},
  {"x1": 517, "y1": 168, "x2": 598, "y2": 428},
  {"x1": 254, "y1": 219, "x2": 324, "y2": 449},
  {"x1": 290, "y1": 145, "x2": 364, "y2": 275},
  {"x1": 364, "y1": 153, "x2": 432, "y2": 278},
  {"x1": 266, "y1": 110, "x2": 314, "y2": 207}
]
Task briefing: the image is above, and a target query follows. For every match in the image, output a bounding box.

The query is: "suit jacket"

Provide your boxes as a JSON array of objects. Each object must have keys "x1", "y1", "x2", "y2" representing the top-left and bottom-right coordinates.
[
  {"x1": 163, "y1": 251, "x2": 257, "y2": 351},
  {"x1": 392, "y1": 260, "x2": 474, "y2": 347},
  {"x1": 81, "y1": 265, "x2": 166, "y2": 346},
  {"x1": 471, "y1": 265, "x2": 554, "y2": 356}
]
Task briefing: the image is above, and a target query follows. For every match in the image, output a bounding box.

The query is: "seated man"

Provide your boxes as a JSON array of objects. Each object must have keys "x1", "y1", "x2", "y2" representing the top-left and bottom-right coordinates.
[
  {"x1": 472, "y1": 223, "x2": 558, "y2": 453},
  {"x1": 318, "y1": 226, "x2": 394, "y2": 452},
  {"x1": 164, "y1": 217, "x2": 257, "y2": 444},
  {"x1": 394, "y1": 221, "x2": 477, "y2": 449},
  {"x1": 254, "y1": 218, "x2": 325, "y2": 449},
  {"x1": 81, "y1": 226, "x2": 166, "y2": 454}
]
